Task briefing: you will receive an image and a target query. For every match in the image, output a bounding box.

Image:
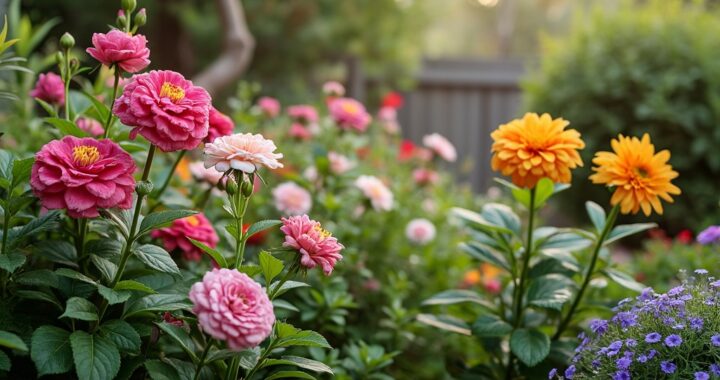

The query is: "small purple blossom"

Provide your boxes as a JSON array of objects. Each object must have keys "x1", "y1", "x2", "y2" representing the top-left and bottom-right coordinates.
[
  {"x1": 665, "y1": 334, "x2": 683, "y2": 347},
  {"x1": 613, "y1": 312, "x2": 638, "y2": 328},
  {"x1": 625, "y1": 339, "x2": 637, "y2": 347},
  {"x1": 613, "y1": 371, "x2": 630, "y2": 380},
  {"x1": 638, "y1": 354, "x2": 648, "y2": 363},
  {"x1": 668, "y1": 286, "x2": 685, "y2": 296},
  {"x1": 589, "y1": 319, "x2": 608, "y2": 335},
  {"x1": 710, "y1": 364, "x2": 720, "y2": 376},
  {"x1": 645, "y1": 332, "x2": 661, "y2": 343},
  {"x1": 711, "y1": 335, "x2": 720, "y2": 347},
  {"x1": 695, "y1": 371, "x2": 710, "y2": 380},
  {"x1": 690, "y1": 317, "x2": 704, "y2": 331},
  {"x1": 548, "y1": 368, "x2": 557, "y2": 379},
  {"x1": 616, "y1": 357, "x2": 632, "y2": 370},
  {"x1": 564, "y1": 365, "x2": 576, "y2": 379},
  {"x1": 697, "y1": 225, "x2": 720, "y2": 245},
  {"x1": 695, "y1": 269, "x2": 709, "y2": 275},
  {"x1": 661, "y1": 361, "x2": 677, "y2": 374}
]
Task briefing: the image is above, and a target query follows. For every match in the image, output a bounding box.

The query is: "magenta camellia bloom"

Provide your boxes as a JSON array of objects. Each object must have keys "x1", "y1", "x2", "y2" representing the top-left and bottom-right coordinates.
[
  {"x1": 203, "y1": 133, "x2": 283, "y2": 174},
  {"x1": 207, "y1": 107, "x2": 234, "y2": 143},
  {"x1": 30, "y1": 136, "x2": 136, "y2": 218},
  {"x1": 329, "y1": 97, "x2": 372, "y2": 132},
  {"x1": 30, "y1": 73, "x2": 65, "y2": 106},
  {"x1": 113, "y1": 70, "x2": 211, "y2": 152},
  {"x1": 151, "y1": 214, "x2": 219, "y2": 261},
  {"x1": 280, "y1": 215, "x2": 344, "y2": 276},
  {"x1": 76, "y1": 117, "x2": 105, "y2": 137},
  {"x1": 287, "y1": 105, "x2": 319, "y2": 125},
  {"x1": 257, "y1": 96, "x2": 280, "y2": 118},
  {"x1": 189, "y1": 269, "x2": 275, "y2": 351},
  {"x1": 86, "y1": 29, "x2": 150, "y2": 73}
]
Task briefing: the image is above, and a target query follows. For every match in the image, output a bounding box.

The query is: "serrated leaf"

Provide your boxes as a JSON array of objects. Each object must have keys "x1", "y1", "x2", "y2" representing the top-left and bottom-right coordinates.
[
  {"x1": 604, "y1": 223, "x2": 657, "y2": 245},
  {"x1": 91, "y1": 255, "x2": 117, "y2": 282},
  {"x1": 276, "y1": 322, "x2": 300, "y2": 338},
  {"x1": 60, "y1": 297, "x2": 98, "y2": 321},
  {"x1": 526, "y1": 274, "x2": 574, "y2": 311},
  {"x1": 422, "y1": 289, "x2": 495, "y2": 310},
  {"x1": 114, "y1": 280, "x2": 156, "y2": 294},
  {"x1": 137, "y1": 210, "x2": 197, "y2": 237},
  {"x1": 244, "y1": 220, "x2": 281, "y2": 241},
  {"x1": 70, "y1": 331, "x2": 121, "y2": 380},
  {"x1": 14, "y1": 269, "x2": 59, "y2": 288},
  {"x1": 154, "y1": 322, "x2": 198, "y2": 363},
  {"x1": 239, "y1": 264, "x2": 262, "y2": 277},
  {"x1": 97, "y1": 285, "x2": 131, "y2": 305},
  {"x1": 259, "y1": 251, "x2": 284, "y2": 284},
  {"x1": 55, "y1": 268, "x2": 97, "y2": 285},
  {"x1": 99, "y1": 320, "x2": 140, "y2": 354},
  {"x1": 275, "y1": 329, "x2": 331, "y2": 349},
  {"x1": 0, "y1": 330, "x2": 27, "y2": 351},
  {"x1": 0, "y1": 252, "x2": 25, "y2": 273},
  {"x1": 510, "y1": 328, "x2": 550, "y2": 367},
  {"x1": 461, "y1": 242, "x2": 510, "y2": 271},
  {"x1": 144, "y1": 359, "x2": 180, "y2": 380},
  {"x1": 133, "y1": 244, "x2": 180, "y2": 275},
  {"x1": 30, "y1": 326, "x2": 73, "y2": 376},
  {"x1": 603, "y1": 268, "x2": 645, "y2": 292},
  {"x1": 265, "y1": 370, "x2": 316, "y2": 380},
  {"x1": 124, "y1": 294, "x2": 190, "y2": 318},
  {"x1": 585, "y1": 201, "x2": 606, "y2": 233},
  {"x1": 416, "y1": 313, "x2": 471, "y2": 335},
  {"x1": 10, "y1": 156, "x2": 33, "y2": 190},
  {"x1": 471, "y1": 315, "x2": 513, "y2": 338},
  {"x1": 187, "y1": 238, "x2": 227, "y2": 268}
]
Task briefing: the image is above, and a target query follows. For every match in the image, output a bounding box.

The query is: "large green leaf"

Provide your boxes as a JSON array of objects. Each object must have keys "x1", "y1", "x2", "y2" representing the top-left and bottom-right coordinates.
[
  {"x1": 262, "y1": 356, "x2": 333, "y2": 374},
  {"x1": 471, "y1": 315, "x2": 513, "y2": 338},
  {"x1": 60, "y1": 297, "x2": 99, "y2": 321},
  {"x1": 187, "y1": 238, "x2": 227, "y2": 268},
  {"x1": 43, "y1": 117, "x2": 87, "y2": 137},
  {"x1": 144, "y1": 359, "x2": 180, "y2": 380},
  {"x1": 70, "y1": 331, "x2": 121, "y2": 380},
  {"x1": 603, "y1": 268, "x2": 645, "y2": 292},
  {"x1": 97, "y1": 285, "x2": 131, "y2": 305},
  {"x1": 480, "y1": 203, "x2": 521, "y2": 235},
  {"x1": 0, "y1": 330, "x2": 27, "y2": 351},
  {"x1": 275, "y1": 328, "x2": 331, "y2": 349},
  {"x1": 533, "y1": 178, "x2": 555, "y2": 209},
  {"x1": 91, "y1": 255, "x2": 117, "y2": 282},
  {"x1": 137, "y1": 210, "x2": 197, "y2": 237},
  {"x1": 538, "y1": 231, "x2": 592, "y2": 252},
  {"x1": 244, "y1": 219, "x2": 282, "y2": 241},
  {"x1": 510, "y1": 328, "x2": 550, "y2": 367},
  {"x1": 585, "y1": 201, "x2": 606, "y2": 233},
  {"x1": 14, "y1": 269, "x2": 59, "y2": 288},
  {"x1": 114, "y1": 279, "x2": 156, "y2": 294},
  {"x1": 451, "y1": 207, "x2": 514, "y2": 236},
  {"x1": 55, "y1": 268, "x2": 97, "y2": 285},
  {"x1": 259, "y1": 251, "x2": 284, "y2": 285},
  {"x1": 422, "y1": 289, "x2": 495, "y2": 310},
  {"x1": 154, "y1": 322, "x2": 198, "y2": 363},
  {"x1": 526, "y1": 274, "x2": 574, "y2": 311},
  {"x1": 98, "y1": 320, "x2": 141, "y2": 354},
  {"x1": 133, "y1": 244, "x2": 180, "y2": 275},
  {"x1": 10, "y1": 156, "x2": 33, "y2": 190},
  {"x1": 0, "y1": 253, "x2": 25, "y2": 273},
  {"x1": 461, "y1": 242, "x2": 510, "y2": 271},
  {"x1": 6, "y1": 211, "x2": 61, "y2": 250},
  {"x1": 604, "y1": 223, "x2": 657, "y2": 245},
  {"x1": 415, "y1": 313, "x2": 471, "y2": 335},
  {"x1": 124, "y1": 294, "x2": 190, "y2": 318},
  {"x1": 30, "y1": 326, "x2": 73, "y2": 376}
]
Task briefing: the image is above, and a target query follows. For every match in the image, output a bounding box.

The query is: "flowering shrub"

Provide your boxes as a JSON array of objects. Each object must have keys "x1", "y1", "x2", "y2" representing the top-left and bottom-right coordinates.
[{"x1": 552, "y1": 274, "x2": 720, "y2": 379}]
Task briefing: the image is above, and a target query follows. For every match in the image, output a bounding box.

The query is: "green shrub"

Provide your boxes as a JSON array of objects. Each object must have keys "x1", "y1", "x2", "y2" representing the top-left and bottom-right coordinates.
[{"x1": 524, "y1": 0, "x2": 720, "y2": 231}]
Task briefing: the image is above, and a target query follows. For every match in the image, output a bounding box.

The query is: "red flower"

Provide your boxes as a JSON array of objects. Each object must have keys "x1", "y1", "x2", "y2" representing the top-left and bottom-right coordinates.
[
  {"x1": 382, "y1": 91, "x2": 404, "y2": 109},
  {"x1": 676, "y1": 229, "x2": 693, "y2": 244},
  {"x1": 398, "y1": 140, "x2": 416, "y2": 161}
]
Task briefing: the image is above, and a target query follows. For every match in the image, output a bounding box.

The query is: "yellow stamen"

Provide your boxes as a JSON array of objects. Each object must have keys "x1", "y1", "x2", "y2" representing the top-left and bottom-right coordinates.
[
  {"x1": 313, "y1": 224, "x2": 332, "y2": 239},
  {"x1": 341, "y1": 102, "x2": 360, "y2": 115},
  {"x1": 72, "y1": 145, "x2": 101, "y2": 166},
  {"x1": 186, "y1": 215, "x2": 200, "y2": 226},
  {"x1": 160, "y1": 82, "x2": 185, "y2": 103}
]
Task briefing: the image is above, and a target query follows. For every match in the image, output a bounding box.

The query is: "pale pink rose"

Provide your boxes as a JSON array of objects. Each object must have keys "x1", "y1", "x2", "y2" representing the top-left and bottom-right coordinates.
[
  {"x1": 30, "y1": 73, "x2": 65, "y2": 105},
  {"x1": 405, "y1": 218, "x2": 436, "y2": 245},
  {"x1": 378, "y1": 106, "x2": 400, "y2": 134},
  {"x1": 189, "y1": 269, "x2": 275, "y2": 350},
  {"x1": 152, "y1": 214, "x2": 219, "y2": 262},
  {"x1": 329, "y1": 97, "x2": 372, "y2": 132},
  {"x1": 272, "y1": 182, "x2": 312, "y2": 215},
  {"x1": 86, "y1": 30, "x2": 150, "y2": 73},
  {"x1": 423, "y1": 133, "x2": 457, "y2": 162},
  {"x1": 412, "y1": 168, "x2": 439, "y2": 186},
  {"x1": 30, "y1": 136, "x2": 136, "y2": 218},
  {"x1": 203, "y1": 133, "x2": 283, "y2": 174},
  {"x1": 288, "y1": 123, "x2": 312, "y2": 140},
  {"x1": 113, "y1": 70, "x2": 211, "y2": 152},
  {"x1": 355, "y1": 175, "x2": 393, "y2": 211},
  {"x1": 322, "y1": 81, "x2": 345, "y2": 97},
  {"x1": 328, "y1": 151, "x2": 354, "y2": 175},
  {"x1": 76, "y1": 117, "x2": 104, "y2": 137},
  {"x1": 189, "y1": 161, "x2": 224, "y2": 185},
  {"x1": 207, "y1": 107, "x2": 234, "y2": 143},
  {"x1": 280, "y1": 215, "x2": 344, "y2": 275},
  {"x1": 303, "y1": 166, "x2": 319, "y2": 182},
  {"x1": 422, "y1": 199, "x2": 437, "y2": 213},
  {"x1": 257, "y1": 96, "x2": 280, "y2": 118},
  {"x1": 287, "y1": 105, "x2": 318, "y2": 125}
]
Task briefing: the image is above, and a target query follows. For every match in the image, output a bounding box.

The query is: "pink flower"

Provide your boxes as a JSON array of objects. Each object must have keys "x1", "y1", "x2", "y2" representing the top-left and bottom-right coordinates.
[
  {"x1": 113, "y1": 70, "x2": 211, "y2": 152},
  {"x1": 355, "y1": 175, "x2": 393, "y2": 211},
  {"x1": 378, "y1": 106, "x2": 400, "y2": 134},
  {"x1": 328, "y1": 151, "x2": 354, "y2": 175},
  {"x1": 423, "y1": 133, "x2": 457, "y2": 162},
  {"x1": 322, "y1": 81, "x2": 345, "y2": 97},
  {"x1": 151, "y1": 214, "x2": 219, "y2": 262},
  {"x1": 86, "y1": 30, "x2": 150, "y2": 73},
  {"x1": 257, "y1": 97, "x2": 280, "y2": 118},
  {"x1": 405, "y1": 218, "x2": 436, "y2": 245},
  {"x1": 280, "y1": 215, "x2": 344, "y2": 275},
  {"x1": 76, "y1": 117, "x2": 105, "y2": 137},
  {"x1": 329, "y1": 98, "x2": 372, "y2": 132},
  {"x1": 30, "y1": 73, "x2": 65, "y2": 106},
  {"x1": 272, "y1": 182, "x2": 312, "y2": 215},
  {"x1": 412, "y1": 168, "x2": 439, "y2": 186},
  {"x1": 189, "y1": 269, "x2": 275, "y2": 350},
  {"x1": 189, "y1": 161, "x2": 224, "y2": 185},
  {"x1": 287, "y1": 105, "x2": 318, "y2": 125},
  {"x1": 30, "y1": 136, "x2": 136, "y2": 218},
  {"x1": 203, "y1": 133, "x2": 283, "y2": 174},
  {"x1": 207, "y1": 107, "x2": 234, "y2": 143},
  {"x1": 288, "y1": 123, "x2": 312, "y2": 140}
]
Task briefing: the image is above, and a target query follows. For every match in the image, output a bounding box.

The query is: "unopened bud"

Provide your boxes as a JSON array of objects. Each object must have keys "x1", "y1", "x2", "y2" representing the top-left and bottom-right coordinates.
[
  {"x1": 55, "y1": 51, "x2": 64, "y2": 66},
  {"x1": 121, "y1": 0, "x2": 137, "y2": 13},
  {"x1": 241, "y1": 177, "x2": 254, "y2": 197},
  {"x1": 225, "y1": 177, "x2": 238, "y2": 196},
  {"x1": 117, "y1": 10, "x2": 128, "y2": 28},
  {"x1": 69, "y1": 58, "x2": 80, "y2": 71},
  {"x1": 134, "y1": 8, "x2": 147, "y2": 27},
  {"x1": 135, "y1": 180, "x2": 154, "y2": 195},
  {"x1": 60, "y1": 32, "x2": 75, "y2": 50}
]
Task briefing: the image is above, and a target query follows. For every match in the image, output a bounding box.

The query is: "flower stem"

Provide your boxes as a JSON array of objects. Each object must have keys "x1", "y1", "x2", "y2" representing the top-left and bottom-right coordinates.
[
  {"x1": 75, "y1": 218, "x2": 88, "y2": 258},
  {"x1": 193, "y1": 340, "x2": 213, "y2": 380},
  {"x1": 232, "y1": 173, "x2": 251, "y2": 269},
  {"x1": 512, "y1": 187, "x2": 537, "y2": 327},
  {"x1": 102, "y1": 67, "x2": 121, "y2": 139},
  {"x1": 269, "y1": 265, "x2": 297, "y2": 300},
  {"x1": 63, "y1": 52, "x2": 71, "y2": 121},
  {"x1": 152, "y1": 150, "x2": 186, "y2": 200},
  {"x1": 243, "y1": 337, "x2": 277, "y2": 380},
  {"x1": 552, "y1": 205, "x2": 620, "y2": 340}
]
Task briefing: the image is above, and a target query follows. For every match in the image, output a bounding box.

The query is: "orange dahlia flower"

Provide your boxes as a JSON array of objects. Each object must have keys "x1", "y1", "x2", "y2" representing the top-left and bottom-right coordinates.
[
  {"x1": 491, "y1": 113, "x2": 585, "y2": 188},
  {"x1": 590, "y1": 134, "x2": 680, "y2": 216}
]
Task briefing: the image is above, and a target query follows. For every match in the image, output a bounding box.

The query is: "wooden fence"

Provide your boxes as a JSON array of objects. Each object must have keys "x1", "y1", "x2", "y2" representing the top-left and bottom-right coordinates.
[{"x1": 350, "y1": 58, "x2": 526, "y2": 192}]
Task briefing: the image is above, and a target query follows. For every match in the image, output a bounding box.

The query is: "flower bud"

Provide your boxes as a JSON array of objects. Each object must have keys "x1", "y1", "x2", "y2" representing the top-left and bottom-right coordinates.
[
  {"x1": 134, "y1": 8, "x2": 147, "y2": 27},
  {"x1": 121, "y1": 0, "x2": 137, "y2": 13},
  {"x1": 69, "y1": 58, "x2": 80, "y2": 72},
  {"x1": 225, "y1": 176, "x2": 238, "y2": 196},
  {"x1": 116, "y1": 9, "x2": 128, "y2": 28},
  {"x1": 55, "y1": 51, "x2": 64, "y2": 66},
  {"x1": 135, "y1": 180, "x2": 154, "y2": 195},
  {"x1": 60, "y1": 32, "x2": 75, "y2": 50},
  {"x1": 241, "y1": 177, "x2": 254, "y2": 197}
]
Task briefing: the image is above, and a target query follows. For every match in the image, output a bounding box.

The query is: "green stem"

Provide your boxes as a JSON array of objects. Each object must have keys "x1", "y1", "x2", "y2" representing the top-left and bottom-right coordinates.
[
  {"x1": 63, "y1": 51, "x2": 71, "y2": 121},
  {"x1": 269, "y1": 265, "x2": 297, "y2": 300},
  {"x1": 0, "y1": 189, "x2": 11, "y2": 296},
  {"x1": 152, "y1": 150, "x2": 186, "y2": 200},
  {"x1": 513, "y1": 187, "x2": 536, "y2": 327},
  {"x1": 193, "y1": 341, "x2": 213, "y2": 380},
  {"x1": 233, "y1": 175, "x2": 251, "y2": 269},
  {"x1": 552, "y1": 205, "x2": 620, "y2": 340},
  {"x1": 226, "y1": 357, "x2": 241, "y2": 380},
  {"x1": 243, "y1": 338, "x2": 276, "y2": 380},
  {"x1": 76, "y1": 218, "x2": 88, "y2": 258},
  {"x1": 102, "y1": 68, "x2": 121, "y2": 139}
]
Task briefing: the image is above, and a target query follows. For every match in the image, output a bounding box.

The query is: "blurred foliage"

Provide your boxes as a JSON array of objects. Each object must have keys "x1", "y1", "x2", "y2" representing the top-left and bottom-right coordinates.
[{"x1": 524, "y1": 0, "x2": 720, "y2": 232}]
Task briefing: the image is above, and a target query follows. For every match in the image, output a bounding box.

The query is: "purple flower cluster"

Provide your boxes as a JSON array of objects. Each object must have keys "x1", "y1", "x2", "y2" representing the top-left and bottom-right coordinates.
[
  {"x1": 550, "y1": 273, "x2": 720, "y2": 379},
  {"x1": 697, "y1": 225, "x2": 720, "y2": 245}
]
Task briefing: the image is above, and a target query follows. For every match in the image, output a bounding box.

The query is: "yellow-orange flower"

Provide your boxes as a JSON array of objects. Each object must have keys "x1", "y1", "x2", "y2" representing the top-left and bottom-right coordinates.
[
  {"x1": 491, "y1": 113, "x2": 585, "y2": 188},
  {"x1": 590, "y1": 134, "x2": 681, "y2": 216}
]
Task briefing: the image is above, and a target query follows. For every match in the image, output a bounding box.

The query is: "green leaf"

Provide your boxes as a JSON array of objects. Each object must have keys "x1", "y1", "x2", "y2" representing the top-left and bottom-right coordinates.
[
  {"x1": 269, "y1": 280, "x2": 310, "y2": 298},
  {"x1": 133, "y1": 244, "x2": 180, "y2": 275},
  {"x1": 60, "y1": 297, "x2": 99, "y2": 321},
  {"x1": 82, "y1": 91, "x2": 110, "y2": 122},
  {"x1": 415, "y1": 313, "x2": 472, "y2": 335},
  {"x1": 0, "y1": 330, "x2": 27, "y2": 351},
  {"x1": 526, "y1": 274, "x2": 574, "y2": 311},
  {"x1": 97, "y1": 285, "x2": 131, "y2": 305},
  {"x1": 461, "y1": 242, "x2": 510, "y2": 271},
  {"x1": 533, "y1": 178, "x2": 555, "y2": 208},
  {"x1": 538, "y1": 231, "x2": 592, "y2": 252},
  {"x1": 510, "y1": 328, "x2": 550, "y2": 367},
  {"x1": 99, "y1": 320, "x2": 141, "y2": 354},
  {"x1": 91, "y1": 255, "x2": 117, "y2": 283},
  {"x1": 239, "y1": 264, "x2": 262, "y2": 277},
  {"x1": 481, "y1": 203, "x2": 521, "y2": 234},
  {"x1": 6, "y1": 211, "x2": 61, "y2": 250},
  {"x1": 603, "y1": 268, "x2": 645, "y2": 292},
  {"x1": 265, "y1": 371, "x2": 316, "y2": 380},
  {"x1": 187, "y1": 238, "x2": 227, "y2": 268},
  {"x1": 10, "y1": 156, "x2": 33, "y2": 190},
  {"x1": 0, "y1": 150, "x2": 13, "y2": 184},
  {"x1": 264, "y1": 356, "x2": 333, "y2": 374},
  {"x1": 124, "y1": 294, "x2": 190, "y2": 318},
  {"x1": 55, "y1": 268, "x2": 97, "y2": 285},
  {"x1": 422, "y1": 289, "x2": 495, "y2": 310},
  {"x1": 137, "y1": 210, "x2": 197, "y2": 237},
  {"x1": 451, "y1": 207, "x2": 514, "y2": 235},
  {"x1": 205, "y1": 348, "x2": 259, "y2": 364},
  {"x1": 70, "y1": 331, "x2": 121, "y2": 380},
  {"x1": 14, "y1": 269, "x2": 59, "y2": 288},
  {"x1": 259, "y1": 251, "x2": 284, "y2": 284},
  {"x1": 31, "y1": 326, "x2": 73, "y2": 376},
  {"x1": 0, "y1": 350, "x2": 9, "y2": 371},
  {"x1": 471, "y1": 315, "x2": 513, "y2": 338},
  {"x1": 154, "y1": 322, "x2": 198, "y2": 363},
  {"x1": 144, "y1": 360, "x2": 180, "y2": 380},
  {"x1": 273, "y1": 299, "x2": 299, "y2": 312},
  {"x1": 276, "y1": 322, "x2": 300, "y2": 338},
  {"x1": 244, "y1": 220, "x2": 281, "y2": 241},
  {"x1": 585, "y1": 201, "x2": 606, "y2": 233},
  {"x1": 604, "y1": 223, "x2": 657, "y2": 245},
  {"x1": 43, "y1": 117, "x2": 87, "y2": 137},
  {"x1": 16, "y1": 290, "x2": 63, "y2": 310},
  {"x1": 529, "y1": 258, "x2": 576, "y2": 278},
  {"x1": 114, "y1": 280, "x2": 156, "y2": 294},
  {"x1": 275, "y1": 329, "x2": 331, "y2": 349},
  {"x1": 0, "y1": 253, "x2": 25, "y2": 273},
  {"x1": 86, "y1": 239, "x2": 122, "y2": 258},
  {"x1": 32, "y1": 240, "x2": 77, "y2": 267}
]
